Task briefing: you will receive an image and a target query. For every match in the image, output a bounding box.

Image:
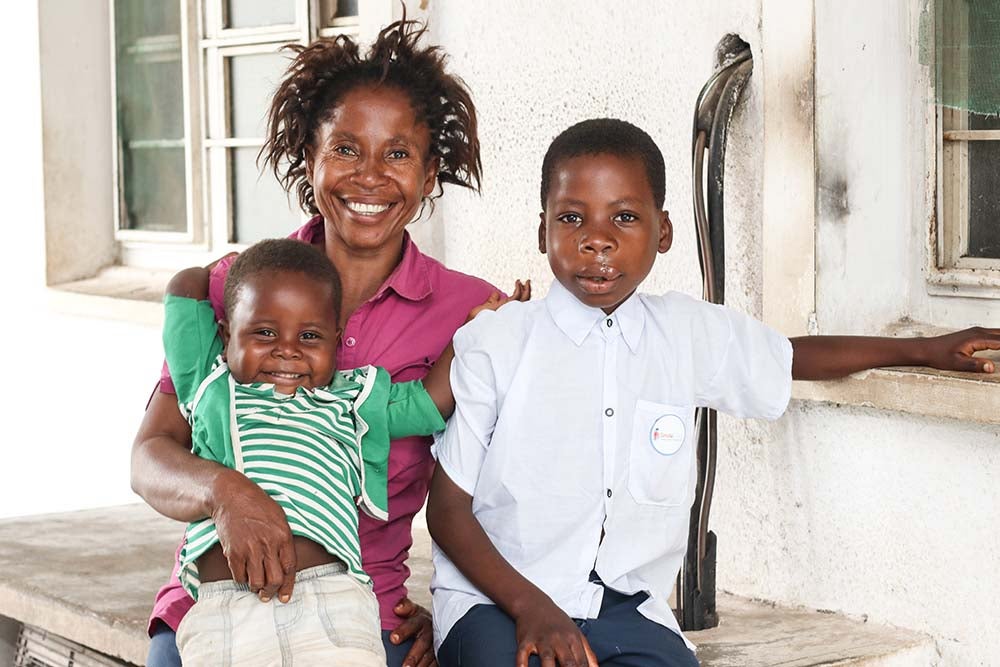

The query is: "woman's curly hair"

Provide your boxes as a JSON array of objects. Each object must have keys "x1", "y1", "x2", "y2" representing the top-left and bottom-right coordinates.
[{"x1": 261, "y1": 16, "x2": 481, "y2": 216}]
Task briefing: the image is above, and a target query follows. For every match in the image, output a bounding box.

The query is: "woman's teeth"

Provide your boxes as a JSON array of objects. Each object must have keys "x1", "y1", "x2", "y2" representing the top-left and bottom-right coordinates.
[{"x1": 346, "y1": 201, "x2": 391, "y2": 215}]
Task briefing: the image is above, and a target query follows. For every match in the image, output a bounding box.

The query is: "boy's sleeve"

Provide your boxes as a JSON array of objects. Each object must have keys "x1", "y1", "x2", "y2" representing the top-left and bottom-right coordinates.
[
  {"x1": 696, "y1": 303, "x2": 793, "y2": 420},
  {"x1": 162, "y1": 295, "x2": 224, "y2": 409},
  {"x1": 386, "y1": 380, "x2": 446, "y2": 439},
  {"x1": 433, "y1": 323, "x2": 498, "y2": 496}
]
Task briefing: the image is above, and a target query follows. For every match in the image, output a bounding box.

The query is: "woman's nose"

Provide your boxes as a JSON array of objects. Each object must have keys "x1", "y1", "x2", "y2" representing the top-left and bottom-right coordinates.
[{"x1": 352, "y1": 154, "x2": 389, "y2": 188}]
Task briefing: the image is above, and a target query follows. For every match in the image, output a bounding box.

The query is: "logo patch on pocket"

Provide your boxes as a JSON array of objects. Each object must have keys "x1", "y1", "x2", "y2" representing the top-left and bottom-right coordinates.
[{"x1": 649, "y1": 414, "x2": 685, "y2": 456}]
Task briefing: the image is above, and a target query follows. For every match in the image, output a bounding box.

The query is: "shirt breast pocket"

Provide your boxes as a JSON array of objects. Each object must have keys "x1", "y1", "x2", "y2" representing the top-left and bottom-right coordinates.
[{"x1": 627, "y1": 400, "x2": 695, "y2": 508}]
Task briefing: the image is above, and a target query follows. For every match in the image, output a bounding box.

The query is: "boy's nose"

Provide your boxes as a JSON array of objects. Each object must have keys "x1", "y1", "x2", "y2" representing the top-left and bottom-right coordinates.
[
  {"x1": 272, "y1": 341, "x2": 302, "y2": 359},
  {"x1": 581, "y1": 235, "x2": 614, "y2": 254}
]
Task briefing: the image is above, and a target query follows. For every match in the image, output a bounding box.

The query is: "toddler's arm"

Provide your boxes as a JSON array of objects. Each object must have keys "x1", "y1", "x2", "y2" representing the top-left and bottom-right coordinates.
[
  {"x1": 422, "y1": 280, "x2": 531, "y2": 418},
  {"x1": 165, "y1": 265, "x2": 211, "y2": 300},
  {"x1": 427, "y1": 466, "x2": 598, "y2": 667},
  {"x1": 791, "y1": 327, "x2": 1000, "y2": 380}
]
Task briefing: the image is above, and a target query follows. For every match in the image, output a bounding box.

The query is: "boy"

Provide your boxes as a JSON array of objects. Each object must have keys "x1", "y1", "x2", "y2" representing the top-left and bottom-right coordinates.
[
  {"x1": 426, "y1": 119, "x2": 1000, "y2": 667},
  {"x1": 160, "y1": 238, "x2": 522, "y2": 665}
]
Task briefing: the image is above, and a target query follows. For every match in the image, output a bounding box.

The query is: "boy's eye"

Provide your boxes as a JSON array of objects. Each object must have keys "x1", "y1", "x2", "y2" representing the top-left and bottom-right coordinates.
[
  {"x1": 300, "y1": 331, "x2": 321, "y2": 341},
  {"x1": 253, "y1": 329, "x2": 276, "y2": 338},
  {"x1": 557, "y1": 213, "x2": 582, "y2": 224},
  {"x1": 614, "y1": 212, "x2": 639, "y2": 223}
]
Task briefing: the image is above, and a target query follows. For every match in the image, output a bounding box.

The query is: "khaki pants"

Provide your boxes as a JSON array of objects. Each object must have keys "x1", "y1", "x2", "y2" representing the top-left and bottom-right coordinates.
[{"x1": 177, "y1": 563, "x2": 385, "y2": 667}]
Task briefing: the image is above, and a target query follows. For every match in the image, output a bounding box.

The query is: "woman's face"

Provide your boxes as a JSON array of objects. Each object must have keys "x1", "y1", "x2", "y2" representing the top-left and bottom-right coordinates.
[{"x1": 306, "y1": 84, "x2": 438, "y2": 255}]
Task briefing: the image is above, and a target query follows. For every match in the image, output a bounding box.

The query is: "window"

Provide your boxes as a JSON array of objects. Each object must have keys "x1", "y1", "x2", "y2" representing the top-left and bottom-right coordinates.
[
  {"x1": 111, "y1": 0, "x2": 387, "y2": 266},
  {"x1": 935, "y1": 0, "x2": 1000, "y2": 287}
]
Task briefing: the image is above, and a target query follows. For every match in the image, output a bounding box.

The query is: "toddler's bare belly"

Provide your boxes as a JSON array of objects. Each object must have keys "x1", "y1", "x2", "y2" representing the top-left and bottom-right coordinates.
[{"x1": 197, "y1": 536, "x2": 341, "y2": 584}]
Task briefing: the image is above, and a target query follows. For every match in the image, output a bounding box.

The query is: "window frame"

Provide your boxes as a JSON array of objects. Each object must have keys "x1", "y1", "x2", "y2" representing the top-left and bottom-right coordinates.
[
  {"x1": 930, "y1": 0, "x2": 1000, "y2": 298},
  {"x1": 110, "y1": 0, "x2": 390, "y2": 270}
]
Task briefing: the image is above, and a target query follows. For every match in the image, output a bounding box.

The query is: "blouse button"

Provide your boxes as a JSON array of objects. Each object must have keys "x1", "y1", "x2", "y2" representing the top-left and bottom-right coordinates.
[
  {"x1": 345, "y1": 336, "x2": 357, "y2": 347},
  {"x1": 604, "y1": 408, "x2": 614, "y2": 417}
]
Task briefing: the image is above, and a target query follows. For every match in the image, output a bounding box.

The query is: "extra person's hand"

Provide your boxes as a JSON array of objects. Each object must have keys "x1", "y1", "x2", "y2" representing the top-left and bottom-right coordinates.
[
  {"x1": 921, "y1": 327, "x2": 1000, "y2": 373},
  {"x1": 210, "y1": 468, "x2": 297, "y2": 603},
  {"x1": 514, "y1": 596, "x2": 597, "y2": 667},
  {"x1": 467, "y1": 279, "x2": 532, "y2": 322},
  {"x1": 390, "y1": 597, "x2": 436, "y2": 667}
]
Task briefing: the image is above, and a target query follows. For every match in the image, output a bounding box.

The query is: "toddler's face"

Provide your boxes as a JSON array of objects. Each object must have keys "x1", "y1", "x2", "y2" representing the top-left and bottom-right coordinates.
[
  {"x1": 539, "y1": 153, "x2": 672, "y2": 314},
  {"x1": 222, "y1": 270, "x2": 340, "y2": 394}
]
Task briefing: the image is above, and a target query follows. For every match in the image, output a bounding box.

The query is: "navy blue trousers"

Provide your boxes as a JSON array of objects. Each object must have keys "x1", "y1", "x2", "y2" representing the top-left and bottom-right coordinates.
[
  {"x1": 437, "y1": 588, "x2": 699, "y2": 667},
  {"x1": 147, "y1": 623, "x2": 414, "y2": 666}
]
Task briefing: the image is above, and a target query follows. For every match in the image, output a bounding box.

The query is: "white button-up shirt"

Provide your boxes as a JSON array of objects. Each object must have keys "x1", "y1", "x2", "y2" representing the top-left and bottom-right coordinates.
[{"x1": 431, "y1": 280, "x2": 793, "y2": 650}]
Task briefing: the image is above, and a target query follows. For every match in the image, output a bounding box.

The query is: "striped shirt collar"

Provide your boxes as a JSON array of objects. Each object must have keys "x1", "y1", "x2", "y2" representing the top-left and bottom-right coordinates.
[
  {"x1": 544, "y1": 279, "x2": 645, "y2": 353},
  {"x1": 293, "y1": 215, "x2": 433, "y2": 303}
]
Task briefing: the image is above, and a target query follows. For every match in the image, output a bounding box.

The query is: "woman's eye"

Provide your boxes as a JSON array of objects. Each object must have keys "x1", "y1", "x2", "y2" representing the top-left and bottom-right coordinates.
[
  {"x1": 333, "y1": 145, "x2": 356, "y2": 157},
  {"x1": 557, "y1": 213, "x2": 582, "y2": 224},
  {"x1": 387, "y1": 149, "x2": 409, "y2": 160}
]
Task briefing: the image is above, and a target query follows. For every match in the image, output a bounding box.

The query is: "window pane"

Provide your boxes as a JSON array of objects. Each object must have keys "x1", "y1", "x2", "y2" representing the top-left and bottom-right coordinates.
[
  {"x1": 231, "y1": 147, "x2": 301, "y2": 243},
  {"x1": 967, "y1": 141, "x2": 1000, "y2": 259},
  {"x1": 114, "y1": 0, "x2": 187, "y2": 232},
  {"x1": 228, "y1": 52, "x2": 289, "y2": 138},
  {"x1": 120, "y1": 147, "x2": 187, "y2": 232},
  {"x1": 224, "y1": 0, "x2": 295, "y2": 29},
  {"x1": 319, "y1": 0, "x2": 359, "y2": 25}
]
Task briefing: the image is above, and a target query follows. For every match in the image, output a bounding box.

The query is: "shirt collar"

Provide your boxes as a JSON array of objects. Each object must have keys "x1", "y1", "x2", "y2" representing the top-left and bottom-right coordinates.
[
  {"x1": 544, "y1": 279, "x2": 645, "y2": 353},
  {"x1": 294, "y1": 216, "x2": 433, "y2": 303}
]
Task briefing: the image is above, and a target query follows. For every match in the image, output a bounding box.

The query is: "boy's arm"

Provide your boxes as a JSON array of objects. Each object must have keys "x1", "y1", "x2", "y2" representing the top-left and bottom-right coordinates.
[
  {"x1": 422, "y1": 280, "x2": 530, "y2": 418},
  {"x1": 791, "y1": 327, "x2": 1000, "y2": 380},
  {"x1": 427, "y1": 467, "x2": 597, "y2": 667}
]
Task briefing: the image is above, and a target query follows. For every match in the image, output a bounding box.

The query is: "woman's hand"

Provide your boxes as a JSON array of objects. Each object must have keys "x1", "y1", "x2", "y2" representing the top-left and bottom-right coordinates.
[
  {"x1": 210, "y1": 468, "x2": 297, "y2": 603},
  {"x1": 513, "y1": 594, "x2": 597, "y2": 667},
  {"x1": 390, "y1": 597, "x2": 436, "y2": 667},
  {"x1": 467, "y1": 279, "x2": 532, "y2": 322}
]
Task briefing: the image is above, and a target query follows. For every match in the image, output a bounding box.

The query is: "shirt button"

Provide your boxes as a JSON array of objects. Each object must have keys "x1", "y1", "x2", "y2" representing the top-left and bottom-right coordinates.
[
  {"x1": 604, "y1": 408, "x2": 614, "y2": 417},
  {"x1": 607, "y1": 488, "x2": 613, "y2": 498},
  {"x1": 345, "y1": 336, "x2": 357, "y2": 347},
  {"x1": 606, "y1": 318, "x2": 613, "y2": 327}
]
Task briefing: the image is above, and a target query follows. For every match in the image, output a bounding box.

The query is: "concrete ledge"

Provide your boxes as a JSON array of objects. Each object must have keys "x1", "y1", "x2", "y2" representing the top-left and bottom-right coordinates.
[{"x1": 0, "y1": 504, "x2": 934, "y2": 666}]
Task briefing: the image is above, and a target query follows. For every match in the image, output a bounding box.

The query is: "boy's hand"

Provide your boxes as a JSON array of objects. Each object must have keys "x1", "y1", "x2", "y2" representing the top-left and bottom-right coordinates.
[
  {"x1": 514, "y1": 596, "x2": 597, "y2": 667},
  {"x1": 467, "y1": 279, "x2": 532, "y2": 322},
  {"x1": 919, "y1": 327, "x2": 1000, "y2": 373}
]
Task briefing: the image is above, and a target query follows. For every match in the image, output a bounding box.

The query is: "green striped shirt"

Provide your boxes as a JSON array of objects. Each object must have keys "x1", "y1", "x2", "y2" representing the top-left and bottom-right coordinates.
[{"x1": 162, "y1": 295, "x2": 445, "y2": 598}]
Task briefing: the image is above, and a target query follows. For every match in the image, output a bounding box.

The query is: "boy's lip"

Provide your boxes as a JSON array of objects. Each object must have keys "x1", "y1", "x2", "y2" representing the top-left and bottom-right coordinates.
[{"x1": 574, "y1": 273, "x2": 623, "y2": 294}]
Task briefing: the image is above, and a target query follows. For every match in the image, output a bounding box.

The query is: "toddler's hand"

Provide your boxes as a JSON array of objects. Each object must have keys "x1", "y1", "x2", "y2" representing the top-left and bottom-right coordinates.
[
  {"x1": 921, "y1": 327, "x2": 1000, "y2": 373},
  {"x1": 467, "y1": 280, "x2": 532, "y2": 322}
]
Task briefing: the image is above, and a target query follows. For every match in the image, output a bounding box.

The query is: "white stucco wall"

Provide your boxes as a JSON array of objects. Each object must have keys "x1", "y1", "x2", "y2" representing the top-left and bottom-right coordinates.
[{"x1": 423, "y1": 1, "x2": 998, "y2": 664}]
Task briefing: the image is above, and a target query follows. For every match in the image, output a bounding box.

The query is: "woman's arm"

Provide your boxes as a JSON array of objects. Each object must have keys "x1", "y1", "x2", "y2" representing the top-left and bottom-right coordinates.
[
  {"x1": 427, "y1": 466, "x2": 597, "y2": 667},
  {"x1": 423, "y1": 280, "x2": 531, "y2": 418},
  {"x1": 791, "y1": 327, "x2": 1000, "y2": 380}
]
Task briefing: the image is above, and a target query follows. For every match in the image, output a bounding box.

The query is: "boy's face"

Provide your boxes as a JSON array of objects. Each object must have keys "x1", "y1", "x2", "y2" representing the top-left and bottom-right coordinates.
[
  {"x1": 539, "y1": 153, "x2": 672, "y2": 314},
  {"x1": 221, "y1": 270, "x2": 340, "y2": 394}
]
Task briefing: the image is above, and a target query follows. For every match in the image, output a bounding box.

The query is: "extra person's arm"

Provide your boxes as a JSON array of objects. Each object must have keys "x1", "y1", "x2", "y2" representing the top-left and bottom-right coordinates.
[
  {"x1": 791, "y1": 327, "x2": 1000, "y2": 381},
  {"x1": 427, "y1": 467, "x2": 597, "y2": 667},
  {"x1": 422, "y1": 280, "x2": 531, "y2": 418}
]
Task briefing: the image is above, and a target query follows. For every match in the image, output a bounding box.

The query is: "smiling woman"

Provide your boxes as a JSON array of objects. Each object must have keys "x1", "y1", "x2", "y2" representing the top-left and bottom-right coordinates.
[{"x1": 131, "y1": 16, "x2": 498, "y2": 667}]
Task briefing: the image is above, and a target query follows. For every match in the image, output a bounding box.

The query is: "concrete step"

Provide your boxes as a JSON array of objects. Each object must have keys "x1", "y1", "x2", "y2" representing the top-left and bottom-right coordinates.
[{"x1": 0, "y1": 504, "x2": 936, "y2": 666}]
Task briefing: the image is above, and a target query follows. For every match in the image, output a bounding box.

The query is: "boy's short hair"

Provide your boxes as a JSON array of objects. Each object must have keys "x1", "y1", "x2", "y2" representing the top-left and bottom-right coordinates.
[
  {"x1": 223, "y1": 238, "x2": 342, "y2": 321},
  {"x1": 540, "y1": 118, "x2": 666, "y2": 209}
]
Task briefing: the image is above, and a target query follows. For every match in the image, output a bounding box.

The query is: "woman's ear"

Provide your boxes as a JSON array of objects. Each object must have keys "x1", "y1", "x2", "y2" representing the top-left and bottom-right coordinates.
[
  {"x1": 538, "y1": 212, "x2": 547, "y2": 254},
  {"x1": 304, "y1": 146, "x2": 315, "y2": 184},
  {"x1": 422, "y1": 156, "x2": 441, "y2": 197}
]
